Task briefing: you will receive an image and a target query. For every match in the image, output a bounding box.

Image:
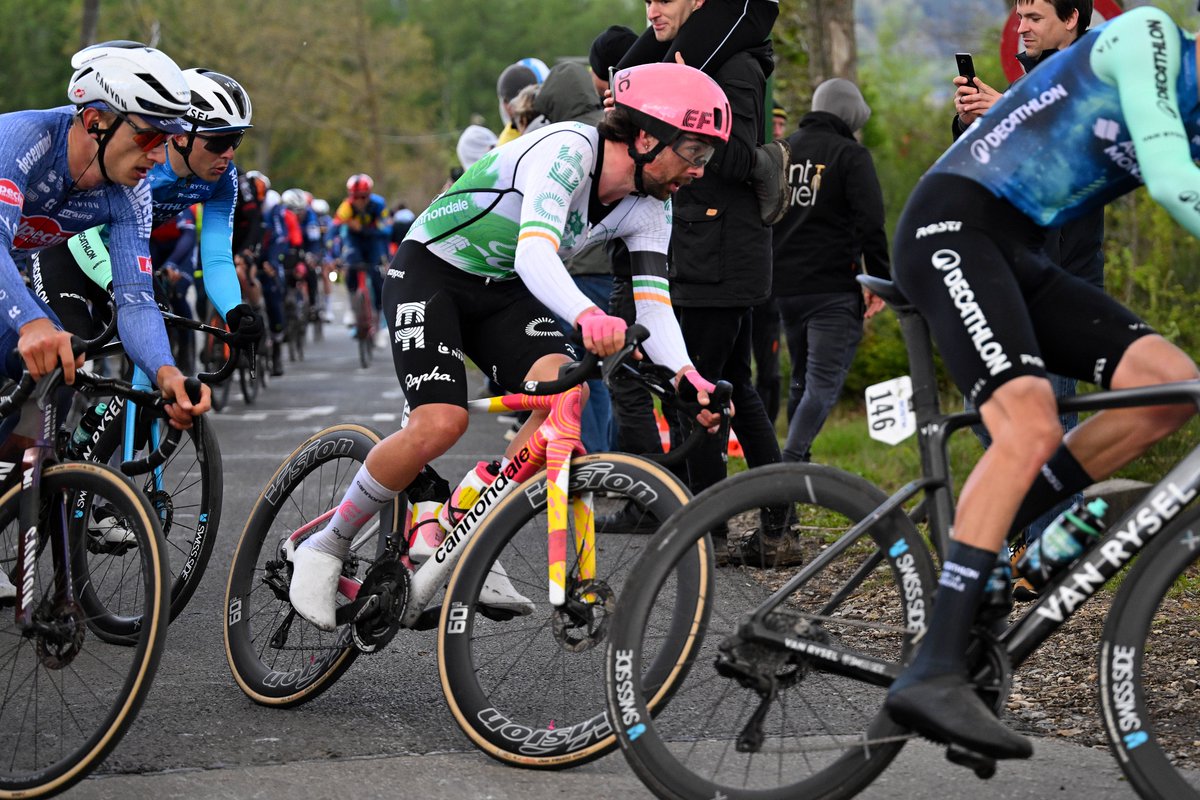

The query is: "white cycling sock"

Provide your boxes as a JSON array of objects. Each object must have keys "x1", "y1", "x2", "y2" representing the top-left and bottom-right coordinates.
[{"x1": 301, "y1": 465, "x2": 398, "y2": 558}]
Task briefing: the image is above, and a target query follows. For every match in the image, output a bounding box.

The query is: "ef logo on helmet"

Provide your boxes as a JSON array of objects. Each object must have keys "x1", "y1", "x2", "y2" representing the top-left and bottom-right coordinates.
[{"x1": 682, "y1": 108, "x2": 721, "y2": 131}]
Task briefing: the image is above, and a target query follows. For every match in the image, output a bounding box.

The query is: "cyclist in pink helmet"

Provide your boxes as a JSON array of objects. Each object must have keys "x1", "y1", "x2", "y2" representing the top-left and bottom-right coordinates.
[{"x1": 288, "y1": 61, "x2": 730, "y2": 631}]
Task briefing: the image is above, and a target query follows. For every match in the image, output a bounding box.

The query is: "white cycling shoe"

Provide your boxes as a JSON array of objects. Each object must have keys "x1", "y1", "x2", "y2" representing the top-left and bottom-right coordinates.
[
  {"x1": 288, "y1": 545, "x2": 343, "y2": 632},
  {"x1": 477, "y1": 560, "x2": 534, "y2": 616},
  {"x1": 0, "y1": 569, "x2": 15, "y2": 601},
  {"x1": 89, "y1": 508, "x2": 137, "y2": 546}
]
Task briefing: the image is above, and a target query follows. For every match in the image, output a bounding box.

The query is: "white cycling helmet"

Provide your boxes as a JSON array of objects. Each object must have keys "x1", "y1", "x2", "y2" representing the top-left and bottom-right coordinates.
[
  {"x1": 182, "y1": 68, "x2": 253, "y2": 131},
  {"x1": 281, "y1": 188, "x2": 308, "y2": 212},
  {"x1": 68, "y1": 40, "x2": 191, "y2": 133},
  {"x1": 311, "y1": 198, "x2": 330, "y2": 216}
]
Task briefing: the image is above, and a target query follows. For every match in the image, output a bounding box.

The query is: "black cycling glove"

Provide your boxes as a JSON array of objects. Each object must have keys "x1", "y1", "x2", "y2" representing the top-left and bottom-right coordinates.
[{"x1": 226, "y1": 303, "x2": 264, "y2": 345}]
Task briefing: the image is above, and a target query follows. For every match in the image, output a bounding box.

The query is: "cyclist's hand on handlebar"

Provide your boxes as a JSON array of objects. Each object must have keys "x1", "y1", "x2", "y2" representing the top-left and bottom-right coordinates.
[
  {"x1": 226, "y1": 302, "x2": 264, "y2": 344},
  {"x1": 156, "y1": 366, "x2": 211, "y2": 429},
  {"x1": 676, "y1": 367, "x2": 733, "y2": 432},
  {"x1": 18, "y1": 318, "x2": 82, "y2": 384},
  {"x1": 576, "y1": 307, "x2": 628, "y2": 358}
]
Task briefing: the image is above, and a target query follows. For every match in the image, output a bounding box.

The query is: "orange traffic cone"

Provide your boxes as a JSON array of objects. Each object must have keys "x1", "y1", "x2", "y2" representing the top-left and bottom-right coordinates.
[{"x1": 654, "y1": 407, "x2": 670, "y2": 453}]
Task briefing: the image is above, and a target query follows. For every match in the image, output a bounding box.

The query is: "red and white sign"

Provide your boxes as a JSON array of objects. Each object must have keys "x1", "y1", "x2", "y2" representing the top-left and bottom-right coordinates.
[
  {"x1": 0, "y1": 180, "x2": 23, "y2": 208},
  {"x1": 13, "y1": 216, "x2": 70, "y2": 250},
  {"x1": 138, "y1": 255, "x2": 153, "y2": 275},
  {"x1": 1001, "y1": 0, "x2": 1124, "y2": 83}
]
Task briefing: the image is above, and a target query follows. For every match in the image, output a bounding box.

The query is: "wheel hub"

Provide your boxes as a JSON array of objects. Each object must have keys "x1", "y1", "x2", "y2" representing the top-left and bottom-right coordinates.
[{"x1": 552, "y1": 579, "x2": 615, "y2": 653}]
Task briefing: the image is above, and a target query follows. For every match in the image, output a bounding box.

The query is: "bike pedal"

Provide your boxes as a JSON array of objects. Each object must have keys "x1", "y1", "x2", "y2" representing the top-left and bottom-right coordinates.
[{"x1": 945, "y1": 743, "x2": 997, "y2": 780}]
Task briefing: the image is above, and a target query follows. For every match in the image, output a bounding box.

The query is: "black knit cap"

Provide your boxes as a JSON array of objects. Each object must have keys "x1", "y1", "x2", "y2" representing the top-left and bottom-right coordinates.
[{"x1": 589, "y1": 25, "x2": 638, "y2": 78}]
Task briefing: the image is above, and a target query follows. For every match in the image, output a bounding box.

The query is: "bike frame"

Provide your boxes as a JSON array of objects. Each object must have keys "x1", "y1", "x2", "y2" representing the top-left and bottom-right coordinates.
[
  {"x1": 289, "y1": 384, "x2": 590, "y2": 629},
  {"x1": 739, "y1": 296, "x2": 1200, "y2": 688}
]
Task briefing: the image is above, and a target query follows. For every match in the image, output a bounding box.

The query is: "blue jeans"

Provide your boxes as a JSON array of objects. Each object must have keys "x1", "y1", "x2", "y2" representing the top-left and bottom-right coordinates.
[
  {"x1": 555, "y1": 275, "x2": 615, "y2": 454},
  {"x1": 778, "y1": 292, "x2": 864, "y2": 463}
]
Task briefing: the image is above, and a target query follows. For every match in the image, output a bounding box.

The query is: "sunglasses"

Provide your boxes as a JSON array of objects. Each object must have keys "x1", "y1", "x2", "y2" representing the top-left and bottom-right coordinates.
[
  {"x1": 195, "y1": 131, "x2": 245, "y2": 154},
  {"x1": 114, "y1": 111, "x2": 170, "y2": 152},
  {"x1": 671, "y1": 136, "x2": 716, "y2": 168}
]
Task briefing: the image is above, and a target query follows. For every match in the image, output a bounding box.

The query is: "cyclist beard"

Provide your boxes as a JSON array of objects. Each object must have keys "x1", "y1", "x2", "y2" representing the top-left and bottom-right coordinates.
[{"x1": 639, "y1": 171, "x2": 674, "y2": 201}]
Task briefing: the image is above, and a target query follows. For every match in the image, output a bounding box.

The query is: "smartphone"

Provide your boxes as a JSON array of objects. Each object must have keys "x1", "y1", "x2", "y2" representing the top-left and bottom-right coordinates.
[{"x1": 955, "y1": 52, "x2": 978, "y2": 89}]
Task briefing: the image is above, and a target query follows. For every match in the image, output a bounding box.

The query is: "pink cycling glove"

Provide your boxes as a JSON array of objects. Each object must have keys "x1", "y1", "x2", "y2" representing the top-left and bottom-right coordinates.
[
  {"x1": 577, "y1": 308, "x2": 627, "y2": 350},
  {"x1": 680, "y1": 368, "x2": 716, "y2": 396}
]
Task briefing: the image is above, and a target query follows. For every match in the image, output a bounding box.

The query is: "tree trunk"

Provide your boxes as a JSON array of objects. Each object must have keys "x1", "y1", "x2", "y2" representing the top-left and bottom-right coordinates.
[
  {"x1": 774, "y1": 0, "x2": 856, "y2": 113},
  {"x1": 80, "y1": 0, "x2": 100, "y2": 48}
]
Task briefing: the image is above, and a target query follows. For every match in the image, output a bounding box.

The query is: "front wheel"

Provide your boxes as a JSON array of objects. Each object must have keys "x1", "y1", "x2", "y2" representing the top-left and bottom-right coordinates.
[
  {"x1": 0, "y1": 462, "x2": 168, "y2": 798},
  {"x1": 606, "y1": 462, "x2": 936, "y2": 800},
  {"x1": 224, "y1": 423, "x2": 399, "y2": 707},
  {"x1": 438, "y1": 453, "x2": 703, "y2": 768},
  {"x1": 1098, "y1": 505, "x2": 1200, "y2": 800}
]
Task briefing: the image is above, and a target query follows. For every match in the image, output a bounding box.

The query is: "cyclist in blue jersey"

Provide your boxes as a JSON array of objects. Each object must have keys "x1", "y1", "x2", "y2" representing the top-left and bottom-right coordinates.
[
  {"x1": 884, "y1": 5, "x2": 1200, "y2": 760},
  {"x1": 0, "y1": 41, "x2": 206, "y2": 425},
  {"x1": 33, "y1": 67, "x2": 262, "y2": 373}
]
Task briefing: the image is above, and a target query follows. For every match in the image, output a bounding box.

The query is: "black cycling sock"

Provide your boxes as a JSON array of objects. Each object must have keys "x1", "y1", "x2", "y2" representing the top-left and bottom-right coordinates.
[
  {"x1": 892, "y1": 540, "x2": 995, "y2": 690},
  {"x1": 1008, "y1": 444, "x2": 1093, "y2": 538}
]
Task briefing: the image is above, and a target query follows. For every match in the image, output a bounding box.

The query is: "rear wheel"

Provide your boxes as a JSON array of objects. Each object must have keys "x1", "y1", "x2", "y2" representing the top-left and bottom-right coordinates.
[
  {"x1": 224, "y1": 424, "x2": 400, "y2": 707},
  {"x1": 606, "y1": 463, "x2": 935, "y2": 800}
]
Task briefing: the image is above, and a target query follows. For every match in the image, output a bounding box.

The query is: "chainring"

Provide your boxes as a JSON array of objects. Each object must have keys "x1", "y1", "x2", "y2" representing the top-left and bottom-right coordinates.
[{"x1": 351, "y1": 557, "x2": 409, "y2": 653}]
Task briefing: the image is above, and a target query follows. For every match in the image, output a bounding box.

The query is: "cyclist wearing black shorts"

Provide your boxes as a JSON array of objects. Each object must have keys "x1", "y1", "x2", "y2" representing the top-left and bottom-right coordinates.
[
  {"x1": 885, "y1": 6, "x2": 1200, "y2": 760},
  {"x1": 289, "y1": 63, "x2": 731, "y2": 631}
]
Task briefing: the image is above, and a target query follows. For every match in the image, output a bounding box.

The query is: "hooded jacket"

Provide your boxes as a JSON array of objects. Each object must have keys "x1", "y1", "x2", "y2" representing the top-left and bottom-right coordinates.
[
  {"x1": 771, "y1": 111, "x2": 889, "y2": 296},
  {"x1": 669, "y1": 41, "x2": 774, "y2": 307}
]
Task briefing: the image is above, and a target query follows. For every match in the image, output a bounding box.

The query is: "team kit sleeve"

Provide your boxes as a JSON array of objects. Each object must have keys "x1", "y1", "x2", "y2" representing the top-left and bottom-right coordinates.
[
  {"x1": 510, "y1": 134, "x2": 600, "y2": 327},
  {"x1": 0, "y1": 118, "x2": 53, "y2": 331},
  {"x1": 199, "y1": 169, "x2": 242, "y2": 321},
  {"x1": 617, "y1": 198, "x2": 692, "y2": 373},
  {"x1": 1092, "y1": 7, "x2": 1200, "y2": 238},
  {"x1": 105, "y1": 182, "x2": 175, "y2": 379}
]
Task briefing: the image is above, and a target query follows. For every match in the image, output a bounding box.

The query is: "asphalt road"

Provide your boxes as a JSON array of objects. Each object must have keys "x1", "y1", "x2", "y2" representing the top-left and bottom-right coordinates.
[{"x1": 62, "y1": 298, "x2": 1170, "y2": 799}]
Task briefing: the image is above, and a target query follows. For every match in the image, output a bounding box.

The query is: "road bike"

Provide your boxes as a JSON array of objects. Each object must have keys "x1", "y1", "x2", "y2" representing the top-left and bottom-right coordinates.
[
  {"x1": 605, "y1": 275, "x2": 1200, "y2": 800},
  {"x1": 345, "y1": 263, "x2": 376, "y2": 369},
  {"x1": 224, "y1": 326, "x2": 733, "y2": 768},
  {"x1": 71, "y1": 311, "x2": 238, "y2": 639},
  {"x1": 201, "y1": 306, "x2": 269, "y2": 409},
  {"x1": 0, "y1": 354, "x2": 192, "y2": 796}
]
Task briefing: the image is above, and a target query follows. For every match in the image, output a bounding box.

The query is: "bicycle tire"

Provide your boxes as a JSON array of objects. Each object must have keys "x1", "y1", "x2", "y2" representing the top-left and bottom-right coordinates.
[
  {"x1": 358, "y1": 336, "x2": 371, "y2": 369},
  {"x1": 0, "y1": 461, "x2": 167, "y2": 798},
  {"x1": 438, "y1": 452, "x2": 704, "y2": 768},
  {"x1": 224, "y1": 423, "x2": 400, "y2": 707},
  {"x1": 76, "y1": 412, "x2": 222, "y2": 641},
  {"x1": 239, "y1": 363, "x2": 258, "y2": 405},
  {"x1": 1098, "y1": 504, "x2": 1200, "y2": 800},
  {"x1": 605, "y1": 462, "x2": 937, "y2": 800}
]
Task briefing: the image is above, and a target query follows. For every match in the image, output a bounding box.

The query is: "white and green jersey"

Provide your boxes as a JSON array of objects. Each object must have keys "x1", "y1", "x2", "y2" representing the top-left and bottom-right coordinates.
[{"x1": 405, "y1": 121, "x2": 691, "y2": 372}]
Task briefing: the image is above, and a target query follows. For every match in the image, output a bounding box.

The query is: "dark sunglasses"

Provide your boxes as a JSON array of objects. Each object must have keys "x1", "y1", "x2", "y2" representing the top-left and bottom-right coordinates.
[
  {"x1": 115, "y1": 111, "x2": 170, "y2": 152},
  {"x1": 195, "y1": 131, "x2": 245, "y2": 154}
]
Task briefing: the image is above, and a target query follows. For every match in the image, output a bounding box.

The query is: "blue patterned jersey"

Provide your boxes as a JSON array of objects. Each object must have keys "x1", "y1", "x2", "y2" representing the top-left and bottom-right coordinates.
[
  {"x1": 0, "y1": 106, "x2": 172, "y2": 376},
  {"x1": 930, "y1": 8, "x2": 1200, "y2": 231}
]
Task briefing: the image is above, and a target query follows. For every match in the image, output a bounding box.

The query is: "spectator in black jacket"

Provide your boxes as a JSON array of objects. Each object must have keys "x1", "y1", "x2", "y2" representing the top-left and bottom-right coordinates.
[{"x1": 772, "y1": 78, "x2": 888, "y2": 464}]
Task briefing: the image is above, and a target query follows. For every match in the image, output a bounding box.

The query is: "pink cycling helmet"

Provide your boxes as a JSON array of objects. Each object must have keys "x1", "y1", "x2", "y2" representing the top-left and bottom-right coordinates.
[{"x1": 611, "y1": 62, "x2": 731, "y2": 145}]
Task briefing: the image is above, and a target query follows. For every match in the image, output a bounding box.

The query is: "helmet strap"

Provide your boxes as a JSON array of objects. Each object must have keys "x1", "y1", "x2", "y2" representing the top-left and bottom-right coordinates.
[
  {"x1": 172, "y1": 131, "x2": 201, "y2": 177},
  {"x1": 627, "y1": 140, "x2": 668, "y2": 195},
  {"x1": 92, "y1": 121, "x2": 121, "y2": 186}
]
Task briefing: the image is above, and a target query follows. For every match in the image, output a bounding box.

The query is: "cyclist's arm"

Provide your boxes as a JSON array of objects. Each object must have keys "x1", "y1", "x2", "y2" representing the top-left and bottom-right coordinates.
[
  {"x1": 198, "y1": 170, "x2": 241, "y2": 321},
  {"x1": 68, "y1": 227, "x2": 114, "y2": 291},
  {"x1": 0, "y1": 170, "x2": 51, "y2": 330},
  {"x1": 106, "y1": 183, "x2": 175, "y2": 380},
  {"x1": 626, "y1": 249, "x2": 693, "y2": 374},
  {"x1": 1092, "y1": 7, "x2": 1200, "y2": 236}
]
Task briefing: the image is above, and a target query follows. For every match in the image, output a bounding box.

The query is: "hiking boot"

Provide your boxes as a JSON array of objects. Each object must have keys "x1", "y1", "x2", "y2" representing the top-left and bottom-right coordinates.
[
  {"x1": 595, "y1": 503, "x2": 660, "y2": 534},
  {"x1": 478, "y1": 560, "x2": 534, "y2": 616},
  {"x1": 726, "y1": 530, "x2": 805, "y2": 568},
  {"x1": 288, "y1": 545, "x2": 343, "y2": 631},
  {"x1": 709, "y1": 522, "x2": 732, "y2": 567},
  {"x1": 752, "y1": 139, "x2": 792, "y2": 225},
  {"x1": 886, "y1": 673, "x2": 1033, "y2": 760}
]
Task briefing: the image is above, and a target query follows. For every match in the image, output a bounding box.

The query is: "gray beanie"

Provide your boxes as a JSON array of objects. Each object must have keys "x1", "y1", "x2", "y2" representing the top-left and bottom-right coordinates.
[
  {"x1": 811, "y1": 78, "x2": 871, "y2": 132},
  {"x1": 456, "y1": 124, "x2": 498, "y2": 169}
]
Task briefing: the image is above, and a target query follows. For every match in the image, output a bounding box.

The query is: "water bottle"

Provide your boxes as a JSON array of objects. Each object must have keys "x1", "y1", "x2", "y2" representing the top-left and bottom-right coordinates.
[
  {"x1": 1016, "y1": 497, "x2": 1109, "y2": 590},
  {"x1": 438, "y1": 460, "x2": 501, "y2": 531},
  {"x1": 977, "y1": 549, "x2": 1015, "y2": 626},
  {"x1": 407, "y1": 500, "x2": 446, "y2": 563},
  {"x1": 69, "y1": 401, "x2": 109, "y2": 457}
]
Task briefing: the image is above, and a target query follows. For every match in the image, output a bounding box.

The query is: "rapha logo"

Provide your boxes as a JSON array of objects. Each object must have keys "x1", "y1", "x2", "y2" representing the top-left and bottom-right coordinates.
[{"x1": 405, "y1": 367, "x2": 454, "y2": 391}]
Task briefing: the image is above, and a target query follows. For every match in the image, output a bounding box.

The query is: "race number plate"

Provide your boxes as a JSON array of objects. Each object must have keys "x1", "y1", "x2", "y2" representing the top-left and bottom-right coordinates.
[{"x1": 865, "y1": 376, "x2": 915, "y2": 446}]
